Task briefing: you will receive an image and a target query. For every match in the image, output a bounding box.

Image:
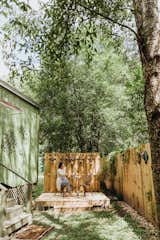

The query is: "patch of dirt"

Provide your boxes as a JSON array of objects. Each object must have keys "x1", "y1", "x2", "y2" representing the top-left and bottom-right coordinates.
[{"x1": 114, "y1": 201, "x2": 160, "y2": 240}]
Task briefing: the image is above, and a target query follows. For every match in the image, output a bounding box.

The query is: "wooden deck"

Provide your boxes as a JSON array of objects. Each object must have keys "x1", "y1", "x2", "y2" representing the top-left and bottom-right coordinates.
[{"x1": 35, "y1": 192, "x2": 110, "y2": 212}]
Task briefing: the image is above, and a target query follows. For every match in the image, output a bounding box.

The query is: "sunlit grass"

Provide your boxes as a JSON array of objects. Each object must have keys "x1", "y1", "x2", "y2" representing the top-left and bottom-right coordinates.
[{"x1": 33, "y1": 210, "x2": 151, "y2": 240}]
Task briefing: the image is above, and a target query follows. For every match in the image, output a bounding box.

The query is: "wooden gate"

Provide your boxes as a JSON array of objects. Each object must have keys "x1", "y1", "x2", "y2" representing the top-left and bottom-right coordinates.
[{"x1": 44, "y1": 153, "x2": 101, "y2": 193}]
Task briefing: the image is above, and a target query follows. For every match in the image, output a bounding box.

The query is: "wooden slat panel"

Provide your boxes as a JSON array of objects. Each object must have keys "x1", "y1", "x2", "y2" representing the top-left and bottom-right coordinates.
[
  {"x1": 104, "y1": 143, "x2": 158, "y2": 225},
  {"x1": 44, "y1": 153, "x2": 101, "y2": 193}
]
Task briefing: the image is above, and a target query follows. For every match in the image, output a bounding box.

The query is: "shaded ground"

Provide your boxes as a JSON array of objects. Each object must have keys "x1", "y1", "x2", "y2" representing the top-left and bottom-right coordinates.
[
  {"x1": 32, "y1": 181, "x2": 44, "y2": 200},
  {"x1": 31, "y1": 180, "x2": 159, "y2": 240},
  {"x1": 32, "y1": 209, "x2": 156, "y2": 240}
]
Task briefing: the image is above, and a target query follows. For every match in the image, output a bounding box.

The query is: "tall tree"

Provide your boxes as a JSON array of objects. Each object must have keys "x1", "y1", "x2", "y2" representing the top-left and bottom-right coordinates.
[
  {"x1": 2, "y1": 0, "x2": 160, "y2": 224},
  {"x1": 40, "y1": 0, "x2": 160, "y2": 225},
  {"x1": 133, "y1": 0, "x2": 160, "y2": 225}
]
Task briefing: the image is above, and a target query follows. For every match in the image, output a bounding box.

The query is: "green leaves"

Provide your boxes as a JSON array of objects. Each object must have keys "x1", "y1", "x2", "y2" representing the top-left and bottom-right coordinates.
[
  {"x1": 0, "y1": 0, "x2": 30, "y2": 15},
  {"x1": 1, "y1": 0, "x2": 147, "y2": 154}
]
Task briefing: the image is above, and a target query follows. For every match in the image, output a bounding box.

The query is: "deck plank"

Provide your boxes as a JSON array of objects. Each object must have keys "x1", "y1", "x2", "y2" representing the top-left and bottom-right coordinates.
[{"x1": 35, "y1": 192, "x2": 110, "y2": 211}]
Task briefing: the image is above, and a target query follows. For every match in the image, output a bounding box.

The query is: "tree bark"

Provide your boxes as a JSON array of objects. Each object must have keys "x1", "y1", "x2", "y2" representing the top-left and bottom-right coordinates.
[{"x1": 133, "y1": 0, "x2": 160, "y2": 225}]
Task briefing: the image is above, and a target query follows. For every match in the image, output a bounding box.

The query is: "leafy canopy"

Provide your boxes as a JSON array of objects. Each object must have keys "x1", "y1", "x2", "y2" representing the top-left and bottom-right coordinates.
[{"x1": 1, "y1": 0, "x2": 148, "y2": 154}]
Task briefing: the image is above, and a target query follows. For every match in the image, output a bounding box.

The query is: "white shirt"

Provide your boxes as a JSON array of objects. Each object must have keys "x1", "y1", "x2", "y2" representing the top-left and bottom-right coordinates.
[{"x1": 56, "y1": 168, "x2": 66, "y2": 191}]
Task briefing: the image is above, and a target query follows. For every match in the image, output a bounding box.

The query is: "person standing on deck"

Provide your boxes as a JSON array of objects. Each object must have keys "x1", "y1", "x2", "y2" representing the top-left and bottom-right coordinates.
[{"x1": 56, "y1": 162, "x2": 71, "y2": 194}]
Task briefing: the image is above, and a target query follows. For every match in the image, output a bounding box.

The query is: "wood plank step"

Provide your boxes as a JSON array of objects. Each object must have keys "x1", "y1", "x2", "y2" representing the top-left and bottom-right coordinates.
[
  {"x1": 6, "y1": 198, "x2": 16, "y2": 207},
  {"x1": 35, "y1": 192, "x2": 110, "y2": 211},
  {"x1": 53, "y1": 207, "x2": 91, "y2": 213},
  {"x1": 6, "y1": 205, "x2": 23, "y2": 220},
  {"x1": 54, "y1": 203, "x2": 91, "y2": 208},
  {"x1": 50, "y1": 200, "x2": 89, "y2": 205},
  {"x1": 4, "y1": 213, "x2": 32, "y2": 235}
]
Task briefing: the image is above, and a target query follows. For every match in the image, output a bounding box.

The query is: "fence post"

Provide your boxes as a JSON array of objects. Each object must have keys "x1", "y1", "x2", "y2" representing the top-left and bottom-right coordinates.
[{"x1": 26, "y1": 183, "x2": 32, "y2": 213}]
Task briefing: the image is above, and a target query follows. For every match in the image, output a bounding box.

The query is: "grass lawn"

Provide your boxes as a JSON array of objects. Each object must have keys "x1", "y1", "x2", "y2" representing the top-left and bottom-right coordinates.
[
  {"x1": 32, "y1": 179, "x2": 157, "y2": 240},
  {"x1": 32, "y1": 209, "x2": 154, "y2": 240}
]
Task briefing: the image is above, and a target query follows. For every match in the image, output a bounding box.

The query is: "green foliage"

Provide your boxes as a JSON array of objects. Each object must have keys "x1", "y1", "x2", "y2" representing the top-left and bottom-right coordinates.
[
  {"x1": 1, "y1": 0, "x2": 148, "y2": 154},
  {"x1": 30, "y1": 37, "x2": 148, "y2": 153},
  {"x1": 109, "y1": 153, "x2": 117, "y2": 176},
  {"x1": 32, "y1": 182, "x2": 43, "y2": 200},
  {"x1": 125, "y1": 63, "x2": 149, "y2": 145},
  {"x1": 99, "y1": 157, "x2": 109, "y2": 182},
  {"x1": 0, "y1": 0, "x2": 30, "y2": 19}
]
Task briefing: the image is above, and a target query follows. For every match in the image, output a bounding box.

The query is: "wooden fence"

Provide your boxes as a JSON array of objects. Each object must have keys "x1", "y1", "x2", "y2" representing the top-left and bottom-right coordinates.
[
  {"x1": 104, "y1": 143, "x2": 158, "y2": 225},
  {"x1": 44, "y1": 153, "x2": 101, "y2": 193}
]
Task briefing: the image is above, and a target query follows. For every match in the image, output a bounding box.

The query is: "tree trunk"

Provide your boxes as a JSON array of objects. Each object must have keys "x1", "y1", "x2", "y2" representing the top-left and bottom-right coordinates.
[{"x1": 133, "y1": 0, "x2": 160, "y2": 225}]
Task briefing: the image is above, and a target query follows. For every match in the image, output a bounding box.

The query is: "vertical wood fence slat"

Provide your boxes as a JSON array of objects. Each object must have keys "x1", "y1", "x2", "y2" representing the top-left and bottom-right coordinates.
[
  {"x1": 44, "y1": 153, "x2": 50, "y2": 192},
  {"x1": 104, "y1": 143, "x2": 158, "y2": 225},
  {"x1": 44, "y1": 153, "x2": 101, "y2": 193}
]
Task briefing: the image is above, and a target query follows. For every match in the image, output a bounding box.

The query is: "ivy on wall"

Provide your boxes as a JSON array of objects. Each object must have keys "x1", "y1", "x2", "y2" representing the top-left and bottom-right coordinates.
[
  {"x1": 19, "y1": 125, "x2": 25, "y2": 140},
  {"x1": 1, "y1": 130, "x2": 16, "y2": 154}
]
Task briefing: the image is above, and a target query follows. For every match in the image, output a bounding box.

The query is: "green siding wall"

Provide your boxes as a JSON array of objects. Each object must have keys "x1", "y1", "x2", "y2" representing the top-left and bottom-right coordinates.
[{"x1": 0, "y1": 86, "x2": 39, "y2": 187}]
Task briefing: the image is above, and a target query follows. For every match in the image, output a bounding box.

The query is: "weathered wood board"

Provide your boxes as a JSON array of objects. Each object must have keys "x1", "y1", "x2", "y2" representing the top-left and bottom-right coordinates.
[
  {"x1": 35, "y1": 192, "x2": 110, "y2": 212},
  {"x1": 44, "y1": 153, "x2": 101, "y2": 193},
  {"x1": 104, "y1": 143, "x2": 158, "y2": 225}
]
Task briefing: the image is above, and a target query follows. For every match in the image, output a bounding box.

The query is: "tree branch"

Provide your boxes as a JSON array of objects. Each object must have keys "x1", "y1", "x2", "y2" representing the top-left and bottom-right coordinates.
[{"x1": 78, "y1": 2, "x2": 138, "y2": 39}]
